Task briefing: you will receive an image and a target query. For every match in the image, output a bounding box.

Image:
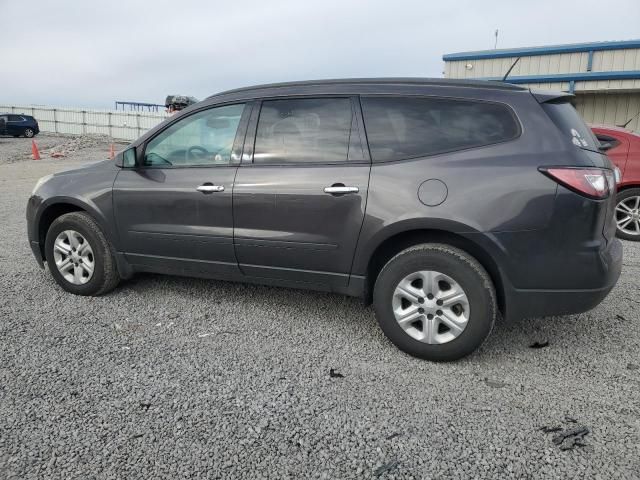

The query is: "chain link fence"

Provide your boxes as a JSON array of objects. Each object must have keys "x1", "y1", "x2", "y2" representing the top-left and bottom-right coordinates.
[{"x1": 0, "y1": 105, "x2": 168, "y2": 140}]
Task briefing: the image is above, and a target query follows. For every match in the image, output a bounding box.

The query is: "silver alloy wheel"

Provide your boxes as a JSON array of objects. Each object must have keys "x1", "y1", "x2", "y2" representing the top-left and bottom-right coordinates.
[
  {"x1": 392, "y1": 270, "x2": 470, "y2": 344},
  {"x1": 616, "y1": 195, "x2": 640, "y2": 236},
  {"x1": 24, "y1": 128, "x2": 34, "y2": 138},
  {"x1": 53, "y1": 230, "x2": 95, "y2": 285}
]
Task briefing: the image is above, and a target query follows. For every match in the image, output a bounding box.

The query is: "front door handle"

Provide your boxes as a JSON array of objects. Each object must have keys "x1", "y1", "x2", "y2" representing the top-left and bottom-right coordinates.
[
  {"x1": 197, "y1": 183, "x2": 225, "y2": 194},
  {"x1": 324, "y1": 184, "x2": 359, "y2": 195}
]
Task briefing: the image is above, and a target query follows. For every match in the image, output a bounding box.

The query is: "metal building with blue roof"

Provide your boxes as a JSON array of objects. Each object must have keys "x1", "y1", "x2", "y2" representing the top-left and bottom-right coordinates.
[{"x1": 443, "y1": 39, "x2": 640, "y2": 131}]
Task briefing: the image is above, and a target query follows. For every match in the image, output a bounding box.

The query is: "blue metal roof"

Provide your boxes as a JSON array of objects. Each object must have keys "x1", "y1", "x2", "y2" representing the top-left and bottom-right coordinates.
[
  {"x1": 443, "y1": 39, "x2": 640, "y2": 61},
  {"x1": 479, "y1": 70, "x2": 640, "y2": 84}
]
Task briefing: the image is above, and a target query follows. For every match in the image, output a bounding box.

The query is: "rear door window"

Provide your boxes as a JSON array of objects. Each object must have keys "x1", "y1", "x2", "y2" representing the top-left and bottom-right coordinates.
[
  {"x1": 361, "y1": 96, "x2": 520, "y2": 162},
  {"x1": 542, "y1": 101, "x2": 599, "y2": 152},
  {"x1": 253, "y1": 98, "x2": 353, "y2": 164}
]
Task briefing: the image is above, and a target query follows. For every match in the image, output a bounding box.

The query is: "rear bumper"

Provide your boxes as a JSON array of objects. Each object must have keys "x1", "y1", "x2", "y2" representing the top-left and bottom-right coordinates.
[{"x1": 504, "y1": 238, "x2": 622, "y2": 319}]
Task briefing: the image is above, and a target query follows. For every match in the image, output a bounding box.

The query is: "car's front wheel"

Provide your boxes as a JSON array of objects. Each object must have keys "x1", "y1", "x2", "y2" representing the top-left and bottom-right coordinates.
[
  {"x1": 373, "y1": 243, "x2": 497, "y2": 361},
  {"x1": 23, "y1": 128, "x2": 35, "y2": 138},
  {"x1": 45, "y1": 212, "x2": 120, "y2": 295},
  {"x1": 615, "y1": 188, "x2": 640, "y2": 241}
]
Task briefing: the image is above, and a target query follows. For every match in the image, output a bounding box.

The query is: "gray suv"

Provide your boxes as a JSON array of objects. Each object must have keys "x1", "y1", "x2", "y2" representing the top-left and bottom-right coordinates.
[{"x1": 27, "y1": 78, "x2": 622, "y2": 361}]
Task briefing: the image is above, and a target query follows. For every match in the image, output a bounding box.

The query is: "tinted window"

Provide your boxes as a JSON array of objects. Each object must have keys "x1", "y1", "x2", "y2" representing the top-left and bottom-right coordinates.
[
  {"x1": 361, "y1": 96, "x2": 520, "y2": 162},
  {"x1": 8, "y1": 115, "x2": 24, "y2": 122},
  {"x1": 542, "y1": 101, "x2": 599, "y2": 152},
  {"x1": 144, "y1": 104, "x2": 244, "y2": 167},
  {"x1": 253, "y1": 98, "x2": 352, "y2": 164}
]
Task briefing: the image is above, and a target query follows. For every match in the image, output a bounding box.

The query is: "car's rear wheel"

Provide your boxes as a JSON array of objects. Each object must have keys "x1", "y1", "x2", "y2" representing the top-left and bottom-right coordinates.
[
  {"x1": 24, "y1": 128, "x2": 35, "y2": 138},
  {"x1": 615, "y1": 188, "x2": 640, "y2": 241},
  {"x1": 45, "y1": 212, "x2": 120, "y2": 295},
  {"x1": 373, "y1": 243, "x2": 497, "y2": 361}
]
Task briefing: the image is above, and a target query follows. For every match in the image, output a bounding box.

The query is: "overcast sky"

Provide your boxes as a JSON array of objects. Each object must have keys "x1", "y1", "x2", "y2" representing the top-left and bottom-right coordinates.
[{"x1": 1, "y1": 0, "x2": 639, "y2": 108}]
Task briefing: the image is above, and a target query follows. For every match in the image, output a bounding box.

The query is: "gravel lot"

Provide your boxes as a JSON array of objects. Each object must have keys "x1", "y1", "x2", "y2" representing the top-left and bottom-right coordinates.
[
  {"x1": 0, "y1": 134, "x2": 126, "y2": 165},
  {"x1": 1, "y1": 134, "x2": 639, "y2": 479}
]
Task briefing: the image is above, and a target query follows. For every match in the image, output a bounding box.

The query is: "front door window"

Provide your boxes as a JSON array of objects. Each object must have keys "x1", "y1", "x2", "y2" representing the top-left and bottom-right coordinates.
[{"x1": 143, "y1": 104, "x2": 245, "y2": 167}]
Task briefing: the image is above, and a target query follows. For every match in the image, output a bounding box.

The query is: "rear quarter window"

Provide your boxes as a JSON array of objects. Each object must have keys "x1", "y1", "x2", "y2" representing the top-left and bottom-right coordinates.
[{"x1": 361, "y1": 96, "x2": 520, "y2": 162}]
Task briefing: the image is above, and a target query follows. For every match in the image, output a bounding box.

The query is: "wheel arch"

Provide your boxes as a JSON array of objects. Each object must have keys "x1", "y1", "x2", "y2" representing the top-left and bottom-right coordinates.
[
  {"x1": 363, "y1": 228, "x2": 506, "y2": 315},
  {"x1": 616, "y1": 183, "x2": 640, "y2": 193},
  {"x1": 37, "y1": 198, "x2": 115, "y2": 260}
]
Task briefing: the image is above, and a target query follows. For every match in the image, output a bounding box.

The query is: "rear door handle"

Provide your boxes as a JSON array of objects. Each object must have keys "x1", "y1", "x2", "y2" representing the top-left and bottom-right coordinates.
[
  {"x1": 324, "y1": 184, "x2": 359, "y2": 195},
  {"x1": 197, "y1": 184, "x2": 225, "y2": 194}
]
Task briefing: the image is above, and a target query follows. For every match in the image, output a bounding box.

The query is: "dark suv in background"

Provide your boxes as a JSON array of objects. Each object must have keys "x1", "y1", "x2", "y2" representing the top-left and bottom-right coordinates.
[
  {"x1": 27, "y1": 78, "x2": 622, "y2": 361},
  {"x1": 0, "y1": 113, "x2": 39, "y2": 138}
]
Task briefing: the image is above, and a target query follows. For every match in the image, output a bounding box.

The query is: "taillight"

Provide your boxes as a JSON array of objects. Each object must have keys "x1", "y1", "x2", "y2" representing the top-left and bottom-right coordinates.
[{"x1": 540, "y1": 167, "x2": 613, "y2": 200}]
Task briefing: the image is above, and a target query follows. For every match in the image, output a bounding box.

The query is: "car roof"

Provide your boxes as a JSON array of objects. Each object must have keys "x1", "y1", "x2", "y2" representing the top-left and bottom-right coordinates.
[{"x1": 207, "y1": 77, "x2": 526, "y2": 100}]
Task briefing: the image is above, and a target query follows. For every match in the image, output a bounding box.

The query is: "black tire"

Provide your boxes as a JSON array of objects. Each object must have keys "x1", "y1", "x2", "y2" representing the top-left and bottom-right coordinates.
[
  {"x1": 373, "y1": 244, "x2": 497, "y2": 361},
  {"x1": 45, "y1": 212, "x2": 120, "y2": 296},
  {"x1": 615, "y1": 188, "x2": 640, "y2": 242},
  {"x1": 23, "y1": 128, "x2": 35, "y2": 138}
]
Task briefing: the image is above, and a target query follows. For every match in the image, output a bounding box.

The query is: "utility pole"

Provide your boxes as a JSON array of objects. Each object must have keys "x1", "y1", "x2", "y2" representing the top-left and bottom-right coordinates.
[{"x1": 494, "y1": 29, "x2": 499, "y2": 49}]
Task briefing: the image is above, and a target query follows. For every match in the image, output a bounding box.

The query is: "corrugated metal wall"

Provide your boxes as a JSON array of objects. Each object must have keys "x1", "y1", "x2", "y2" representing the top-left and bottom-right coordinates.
[
  {"x1": 575, "y1": 92, "x2": 640, "y2": 132},
  {"x1": 444, "y1": 47, "x2": 640, "y2": 92},
  {"x1": 0, "y1": 105, "x2": 167, "y2": 140},
  {"x1": 445, "y1": 47, "x2": 640, "y2": 76}
]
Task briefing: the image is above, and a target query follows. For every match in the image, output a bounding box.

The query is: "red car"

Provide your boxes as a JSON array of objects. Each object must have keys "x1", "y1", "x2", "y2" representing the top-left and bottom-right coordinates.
[{"x1": 592, "y1": 125, "x2": 640, "y2": 241}]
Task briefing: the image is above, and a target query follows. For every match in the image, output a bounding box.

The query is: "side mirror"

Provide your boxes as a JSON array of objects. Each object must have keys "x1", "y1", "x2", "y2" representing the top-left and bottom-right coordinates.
[
  {"x1": 598, "y1": 141, "x2": 614, "y2": 152},
  {"x1": 117, "y1": 147, "x2": 136, "y2": 167}
]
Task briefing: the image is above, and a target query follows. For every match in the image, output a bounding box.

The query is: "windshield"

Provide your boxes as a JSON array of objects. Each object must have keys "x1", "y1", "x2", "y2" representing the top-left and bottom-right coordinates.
[{"x1": 542, "y1": 101, "x2": 600, "y2": 152}]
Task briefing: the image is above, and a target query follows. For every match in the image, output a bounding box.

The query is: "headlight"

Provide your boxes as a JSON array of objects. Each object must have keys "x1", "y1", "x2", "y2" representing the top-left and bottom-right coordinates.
[{"x1": 32, "y1": 174, "x2": 52, "y2": 195}]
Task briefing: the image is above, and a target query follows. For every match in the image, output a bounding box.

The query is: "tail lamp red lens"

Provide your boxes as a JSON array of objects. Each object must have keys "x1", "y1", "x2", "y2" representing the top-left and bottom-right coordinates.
[{"x1": 540, "y1": 167, "x2": 614, "y2": 200}]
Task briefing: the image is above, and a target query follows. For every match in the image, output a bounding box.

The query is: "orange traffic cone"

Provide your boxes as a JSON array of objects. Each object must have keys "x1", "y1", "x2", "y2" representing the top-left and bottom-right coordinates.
[
  {"x1": 108, "y1": 144, "x2": 115, "y2": 160},
  {"x1": 31, "y1": 140, "x2": 41, "y2": 160}
]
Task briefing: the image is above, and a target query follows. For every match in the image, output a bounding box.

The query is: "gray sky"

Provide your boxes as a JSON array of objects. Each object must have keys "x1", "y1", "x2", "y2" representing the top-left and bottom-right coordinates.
[{"x1": 1, "y1": 0, "x2": 639, "y2": 108}]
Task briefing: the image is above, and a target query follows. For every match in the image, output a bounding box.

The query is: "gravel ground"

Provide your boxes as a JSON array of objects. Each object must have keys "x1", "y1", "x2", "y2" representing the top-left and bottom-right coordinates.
[
  {"x1": 1, "y1": 135, "x2": 639, "y2": 479},
  {"x1": 0, "y1": 133, "x2": 127, "y2": 165}
]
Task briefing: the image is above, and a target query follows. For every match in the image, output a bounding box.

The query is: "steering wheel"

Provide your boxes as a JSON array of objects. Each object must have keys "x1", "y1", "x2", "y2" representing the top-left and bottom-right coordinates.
[{"x1": 187, "y1": 145, "x2": 209, "y2": 161}]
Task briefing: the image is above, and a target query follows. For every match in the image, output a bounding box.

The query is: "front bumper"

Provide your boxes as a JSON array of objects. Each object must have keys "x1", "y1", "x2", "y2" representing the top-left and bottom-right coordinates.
[{"x1": 504, "y1": 238, "x2": 623, "y2": 319}]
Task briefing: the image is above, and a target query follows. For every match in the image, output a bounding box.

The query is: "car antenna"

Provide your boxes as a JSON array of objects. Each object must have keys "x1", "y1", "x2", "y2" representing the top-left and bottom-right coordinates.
[
  {"x1": 501, "y1": 57, "x2": 521, "y2": 82},
  {"x1": 617, "y1": 110, "x2": 640, "y2": 129}
]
